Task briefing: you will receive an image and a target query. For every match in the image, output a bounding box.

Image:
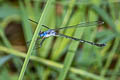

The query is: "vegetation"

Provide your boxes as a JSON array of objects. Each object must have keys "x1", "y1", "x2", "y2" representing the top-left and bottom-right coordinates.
[{"x1": 0, "y1": 0, "x2": 120, "y2": 80}]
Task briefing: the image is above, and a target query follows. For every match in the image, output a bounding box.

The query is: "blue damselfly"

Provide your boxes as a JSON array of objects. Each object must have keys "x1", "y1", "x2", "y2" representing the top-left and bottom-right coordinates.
[{"x1": 28, "y1": 19, "x2": 106, "y2": 48}]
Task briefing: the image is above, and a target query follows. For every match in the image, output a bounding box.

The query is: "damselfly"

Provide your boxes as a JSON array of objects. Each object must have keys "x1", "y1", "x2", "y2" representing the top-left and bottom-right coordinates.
[{"x1": 28, "y1": 19, "x2": 106, "y2": 48}]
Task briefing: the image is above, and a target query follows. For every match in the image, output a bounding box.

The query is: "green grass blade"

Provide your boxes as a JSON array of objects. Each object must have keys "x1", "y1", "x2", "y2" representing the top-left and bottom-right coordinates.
[
  {"x1": 111, "y1": 54, "x2": 120, "y2": 80},
  {"x1": 18, "y1": 0, "x2": 54, "y2": 80},
  {"x1": 24, "y1": 0, "x2": 35, "y2": 19},
  {"x1": 51, "y1": 0, "x2": 76, "y2": 60},
  {"x1": 100, "y1": 37, "x2": 119, "y2": 79},
  {"x1": 0, "y1": 55, "x2": 12, "y2": 67},
  {"x1": 80, "y1": 1, "x2": 101, "y2": 67},
  {"x1": 57, "y1": 7, "x2": 86, "y2": 80},
  {"x1": 91, "y1": 5, "x2": 116, "y2": 32},
  {"x1": 19, "y1": 1, "x2": 33, "y2": 42},
  {"x1": 34, "y1": 1, "x2": 42, "y2": 21},
  {"x1": 0, "y1": 45, "x2": 107, "y2": 80},
  {"x1": 0, "y1": 27, "x2": 11, "y2": 47}
]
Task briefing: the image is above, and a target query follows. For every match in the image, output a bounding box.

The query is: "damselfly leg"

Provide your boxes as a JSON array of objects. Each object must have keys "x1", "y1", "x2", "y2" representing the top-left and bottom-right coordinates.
[
  {"x1": 39, "y1": 37, "x2": 46, "y2": 47},
  {"x1": 26, "y1": 36, "x2": 44, "y2": 49},
  {"x1": 31, "y1": 38, "x2": 46, "y2": 49}
]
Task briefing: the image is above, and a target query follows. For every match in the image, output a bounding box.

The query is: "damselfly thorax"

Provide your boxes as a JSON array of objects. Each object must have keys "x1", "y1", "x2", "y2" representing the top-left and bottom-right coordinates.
[{"x1": 39, "y1": 29, "x2": 58, "y2": 38}]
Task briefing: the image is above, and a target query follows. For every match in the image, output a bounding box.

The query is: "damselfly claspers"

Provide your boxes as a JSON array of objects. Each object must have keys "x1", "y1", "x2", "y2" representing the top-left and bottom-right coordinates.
[{"x1": 28, "y1": 19, "x2": 106, "y2": 48}]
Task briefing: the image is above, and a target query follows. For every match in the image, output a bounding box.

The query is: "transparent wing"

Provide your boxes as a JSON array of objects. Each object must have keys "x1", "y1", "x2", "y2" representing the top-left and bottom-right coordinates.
[
  {"x1": 39, "y1": 38, "x2": 46, "y2": 47},
  {"x1": 28, "y1": 19, "x2": 104, "y2": 31},
  {"x1": 57, "y1": 33, "x2": 106, "y2": 47},
  {"x1": 53, "y1": 21, "x2": 104, "y2": 30},
  {"x1": 31, "y1": 38, "x2": 46, "y2": 49}
]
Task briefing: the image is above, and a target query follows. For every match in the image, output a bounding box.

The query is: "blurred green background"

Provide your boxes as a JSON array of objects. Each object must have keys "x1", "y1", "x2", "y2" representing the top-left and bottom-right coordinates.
[{"x1": 0, "y1": 0, "x2": 120, "y2": 80}]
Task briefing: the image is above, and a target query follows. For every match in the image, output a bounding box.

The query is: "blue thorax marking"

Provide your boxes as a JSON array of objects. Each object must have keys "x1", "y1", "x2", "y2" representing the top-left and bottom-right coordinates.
[
  {"x1": 39, "y1": 32, "x2": 47, "y2": 37},
  {"x1": 39, "y1": 30, "x2": 56, "y2": 38}
]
